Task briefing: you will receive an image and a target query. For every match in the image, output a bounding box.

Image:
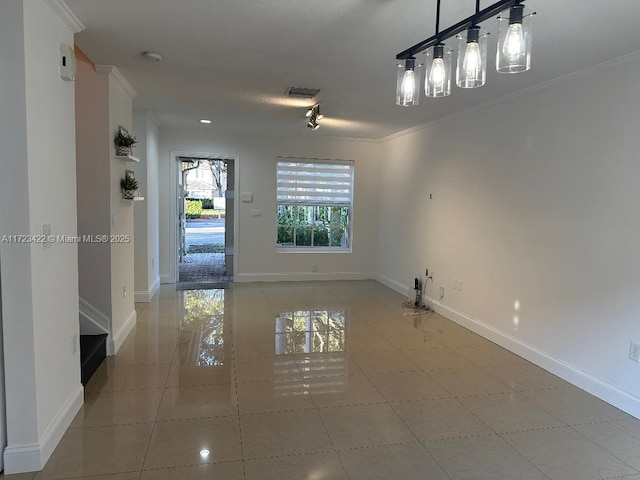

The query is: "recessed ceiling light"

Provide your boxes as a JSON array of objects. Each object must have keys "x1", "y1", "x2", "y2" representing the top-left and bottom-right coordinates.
[
  {"x1": 199, "y1": 449, "x2": 210, "y2": 458},
  {"x1": 200, "y1": 119, "x2": 212, "y2": 124},
  {"x1": 142, "y1": 51, "x2": 164, "y2": 62}
]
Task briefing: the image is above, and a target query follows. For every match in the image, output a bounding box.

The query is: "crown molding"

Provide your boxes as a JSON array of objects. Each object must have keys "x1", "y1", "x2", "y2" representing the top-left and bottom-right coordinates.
[
  {"x1": 161, "y1": 126, "x2": 381, "y2": 143},
  {"x1": 44, "y1": 0, "x2": 85, "y2": 33},
  {"x1": 94, "y1": 65, "x2": 137, "y2": 99},
  {"x1": 381, "y1": 48, "x2": 640, "y2": 143}
]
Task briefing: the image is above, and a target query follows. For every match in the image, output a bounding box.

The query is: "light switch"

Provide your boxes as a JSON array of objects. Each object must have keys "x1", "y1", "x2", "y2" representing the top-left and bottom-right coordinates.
[{"x1": 241, "y1": 192, "x2": 253, "y2": 203}]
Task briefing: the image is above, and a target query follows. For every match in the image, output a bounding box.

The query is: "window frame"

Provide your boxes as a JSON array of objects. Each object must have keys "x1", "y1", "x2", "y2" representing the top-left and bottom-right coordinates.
[{"x1": 276, "y1": 158, "x2": 354, "y2": 253}]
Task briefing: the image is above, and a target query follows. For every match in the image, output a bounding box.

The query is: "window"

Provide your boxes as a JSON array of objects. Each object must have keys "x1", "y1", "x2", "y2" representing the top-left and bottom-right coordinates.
[{"x1": 277, "y1": 158, "x2": 354, "y2": 250}]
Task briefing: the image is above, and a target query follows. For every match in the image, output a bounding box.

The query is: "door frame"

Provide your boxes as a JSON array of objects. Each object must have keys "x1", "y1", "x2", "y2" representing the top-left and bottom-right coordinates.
[{"x1": 171, "y1": 151, "x2": 239, "y2": 283}]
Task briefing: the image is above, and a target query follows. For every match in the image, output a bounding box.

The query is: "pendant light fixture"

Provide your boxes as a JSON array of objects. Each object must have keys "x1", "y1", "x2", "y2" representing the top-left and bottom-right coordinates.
[
  {"x1": 496, "y1": 4, "x2": 533, "y2": 73},
  {"x1": 456, "y1": 23, "x2": 488, "y2": 88},
  {"x1": 396, "y1": 58, "x2": 423, "y2": 106},
  {"x1": 394, "y1": 0, "x2": 535, "y2": 105},
  {"x1": 425, "y1": 44, "x2": 453, "y2": 97}
]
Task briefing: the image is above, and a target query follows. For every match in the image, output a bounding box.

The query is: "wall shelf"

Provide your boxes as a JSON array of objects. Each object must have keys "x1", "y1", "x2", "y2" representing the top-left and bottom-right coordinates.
[{"x1": 114, "y1": 154, "x2": 140, "y2": 163}]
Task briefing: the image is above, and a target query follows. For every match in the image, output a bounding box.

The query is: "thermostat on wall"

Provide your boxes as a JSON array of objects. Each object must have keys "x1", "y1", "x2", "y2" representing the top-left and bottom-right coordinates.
[{"x1": 60, "y1": 44, "x2": 76, "y2": 81}]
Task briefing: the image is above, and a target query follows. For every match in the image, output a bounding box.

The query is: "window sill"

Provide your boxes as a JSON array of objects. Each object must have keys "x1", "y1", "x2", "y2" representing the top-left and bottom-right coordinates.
[{"x1": 276, "y1": 247, "x2": 352, "y2": 254}]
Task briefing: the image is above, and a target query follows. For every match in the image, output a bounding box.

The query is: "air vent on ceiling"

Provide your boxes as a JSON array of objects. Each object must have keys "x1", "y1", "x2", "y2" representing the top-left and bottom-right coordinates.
[{"x1": 286, "y1": 87, "x2": 320, "y2": 99}]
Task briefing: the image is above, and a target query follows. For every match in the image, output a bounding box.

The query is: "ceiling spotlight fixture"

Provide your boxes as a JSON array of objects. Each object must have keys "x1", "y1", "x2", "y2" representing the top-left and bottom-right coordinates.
[
  {"x1": 395, "y1": 0, "x2": 535, "y2": 105},
  {"x1": 200, "y1": 119, "x2": 212, "y2": 124},
  {"x1": 306, "y1": 104, "x2": 323, "y2": 131},
  {"x1": 142, "y1": 51, "x2": 164, "y2": 62}
]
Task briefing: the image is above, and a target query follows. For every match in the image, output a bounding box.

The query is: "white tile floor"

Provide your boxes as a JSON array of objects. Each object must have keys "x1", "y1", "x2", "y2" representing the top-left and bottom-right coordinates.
[{"x1": 7, "y1": 280, "x2": 640, "y2": 479}]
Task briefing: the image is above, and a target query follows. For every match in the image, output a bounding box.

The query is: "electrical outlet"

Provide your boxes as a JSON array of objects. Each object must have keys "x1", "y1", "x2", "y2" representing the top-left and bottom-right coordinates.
[
  {"x1": 629, "y1": 342, "x2": 640, "y2": 363},
  {"x1": 439, "y1": 286, "x2": 445, "y2": 298}
]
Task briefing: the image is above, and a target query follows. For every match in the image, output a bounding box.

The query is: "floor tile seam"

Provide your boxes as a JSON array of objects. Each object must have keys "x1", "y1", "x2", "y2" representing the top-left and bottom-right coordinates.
[
  {"x1": 333, "y1": 439, "x2": 428, "y2": 452},
  {"x1": 164, "y1": 381, "x2": 233, "y2": 388},
  {"x1": 141, "y1": 457, "x2": 244, "y2": 472},
  {"x1": 566, "y1": 423, "x2": 640, "y2": 474},
  {"x1": 382, "y1": 395, "x2": 455, "y2": 405},
  {"x1": 447, "y1": 390, "x2": 523, "y2": 399},
  {"x1": 511, "y1": 391, "x2": 600, "y2": 428},
  {"x1": 41, "y1": 469, "x2": 144, "y2": 480},
  {"x1": 612, "y1": 421, "x2": 640, "y2": 442},
  {"x1": 310, "y1": 399, "x2": 388, "y2": 410},
  {"x1": 99, "y1": 385, "x2": 173, "y2": 394},
  {"x1": 311, "y1": 408, "x2": 354, "y2": 480},
  {"x1": 420, "y1": 432, "x2": 501, "y2": 442},
  {"x1": 140, "y1": 460, "x2": 243, "y2": 473},
  {"x1": 228, "y1": 327, "x2": 248, "y2": 480},
  {"x1": 496, "y1": 427, "x2": 566, "y2": 480},
  {"x1": 105, "y1": 362, "x2": 175, "y2": 367},
  {"x1": 363, "y1": 369, "x2": 425, "y2": 448},
  {"x1": 163, "y1": 381, "x2": 234, "y2": 390},
  {"x1": 155, "y1": 411, "x2": 239, "y2": 422}
]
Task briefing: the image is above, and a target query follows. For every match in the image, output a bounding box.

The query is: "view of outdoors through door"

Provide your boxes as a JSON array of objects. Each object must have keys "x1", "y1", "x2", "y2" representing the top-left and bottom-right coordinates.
[{"x1": 178, "y1": 157, "x2": 233, "y2": 287}]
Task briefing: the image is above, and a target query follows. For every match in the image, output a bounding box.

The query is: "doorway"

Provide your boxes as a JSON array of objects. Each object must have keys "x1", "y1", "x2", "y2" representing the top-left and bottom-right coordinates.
[{"x1": 177, "y1": 156, "x2": 235, "y2": 288}]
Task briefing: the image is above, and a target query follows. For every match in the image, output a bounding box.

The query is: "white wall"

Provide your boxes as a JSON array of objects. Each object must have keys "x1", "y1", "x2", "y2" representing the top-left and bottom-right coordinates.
[
  {"x1": 0, "y1": 0, "x2": 83, "y2": 472},
  {"x1": 76, "y1": 49, "x2": 112, "y2": 318},
  {"x1": 377, "y1": 54, "x2": 640, "y2": 417},
  {"x1": 132, "y1": 111, "x2": 160, "y2": 301},
  {"x1": 108, "y1": 72, "x2": 136, "y2": 343},
  {"x1": 76, "y1": 59, "x2": 137, "y2": 353},
  {"x1": 158, "y1": 131, "x2": 382, "y2": 283}
]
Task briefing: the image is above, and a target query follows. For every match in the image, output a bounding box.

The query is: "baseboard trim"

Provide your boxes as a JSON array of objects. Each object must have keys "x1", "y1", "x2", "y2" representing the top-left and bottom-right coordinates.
[
  {"x1": 134, "y1": 277, "x2": 160, "y2": 303},
  {"x1": 107, "y1": 309, "x2": 137, "y2": 356},
  {"x1": 375, "y1": 274, "x2": 640, "y2": 419},
  {"x1": 236, "y1": 271, "x2": 375, "y2": 283},
  {"x1": 4, "y1": 384, "x2": 83, "y2": 474},
  {"x1": 160, "y1": 274, "x2": 173, "y2": 285},
  {"x1": 428, "y1": 297, "x2": 640, "y2": 419},
  {"x1": 375, "y1": 273, "x2": 410, "y2": 297}
]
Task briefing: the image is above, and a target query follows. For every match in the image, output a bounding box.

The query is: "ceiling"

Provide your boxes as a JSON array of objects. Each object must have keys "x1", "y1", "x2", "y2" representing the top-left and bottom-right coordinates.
[{"x1": 66, "y1": 0, "x2": 640, "y2": 139}]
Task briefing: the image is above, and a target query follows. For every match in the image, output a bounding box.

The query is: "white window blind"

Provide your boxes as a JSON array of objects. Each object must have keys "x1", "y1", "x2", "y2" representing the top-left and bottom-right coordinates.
[{"x1": 277, "y1": 159, "x2": 354, "y2": 206}]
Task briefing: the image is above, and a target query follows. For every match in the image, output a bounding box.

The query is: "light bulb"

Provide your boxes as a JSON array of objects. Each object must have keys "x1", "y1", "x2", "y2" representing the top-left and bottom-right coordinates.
[
  {"x1": 316, "y1": 114, "x2": 324, "y2": 120},
  {"x1": 462, "y1": 41, "x2": 482, "y2": 81},
  {"x1": 305, "y1": 109, "x2": 312, "y2": 118},
  {"x1": 429, "y1": 57, "x2": 446, "y2": 93},
  {"x1": 401, "y1": 68, "x2": 416, "y2": 104},
  {"x1": 503, "y1": 22, "x2": 525, "y2": 61}
]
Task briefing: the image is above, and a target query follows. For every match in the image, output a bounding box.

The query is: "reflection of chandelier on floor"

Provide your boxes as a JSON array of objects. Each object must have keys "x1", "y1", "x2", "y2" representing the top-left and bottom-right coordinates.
[{"x1": 396, "y1": 0, "x2": 535, "y2": 106}]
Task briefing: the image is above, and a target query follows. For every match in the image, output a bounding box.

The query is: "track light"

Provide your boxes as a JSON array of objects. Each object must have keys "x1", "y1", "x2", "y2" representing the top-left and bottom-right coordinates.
[
  {"x1": 306, "y1": 104, "x2": 323, "y2": 130},
  {"x1": 394, "y1": 0, "x2": 535, "y2": 104}
]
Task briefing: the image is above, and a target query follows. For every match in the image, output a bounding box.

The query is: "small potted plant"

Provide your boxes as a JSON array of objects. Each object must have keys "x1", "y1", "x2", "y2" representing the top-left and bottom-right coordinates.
[
  {"x1": 114, "y1": 129, "x2": 137, "y2": 156},
  {"x1": 120, "y1": 173, "x2": 139, "y2": 199}
]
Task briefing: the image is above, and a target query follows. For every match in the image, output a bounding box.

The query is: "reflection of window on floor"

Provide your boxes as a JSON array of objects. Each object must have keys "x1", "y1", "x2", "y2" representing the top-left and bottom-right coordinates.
[
  {"x1": 275, "y1": 310, "x2": 345, "y2": 355},
  {"x1": 181, "y1": 289, "x2": 225, "y2": 366}
]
